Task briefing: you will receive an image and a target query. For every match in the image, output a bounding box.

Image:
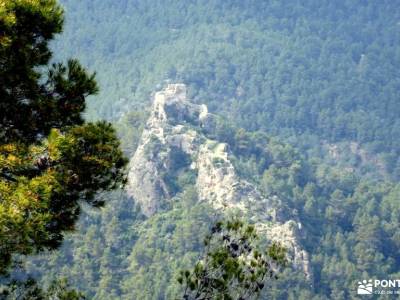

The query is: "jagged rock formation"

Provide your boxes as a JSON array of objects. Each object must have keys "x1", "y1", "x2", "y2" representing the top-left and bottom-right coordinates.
[{"x1": 126, "y1": 84, "x2": 311, "y2": 278}]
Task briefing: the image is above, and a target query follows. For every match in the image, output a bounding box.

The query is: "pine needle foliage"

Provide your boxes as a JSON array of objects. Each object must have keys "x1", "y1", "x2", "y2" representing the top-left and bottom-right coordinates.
[{"x1": 0, "y1": 0, "x2": 127, "y2": 274}]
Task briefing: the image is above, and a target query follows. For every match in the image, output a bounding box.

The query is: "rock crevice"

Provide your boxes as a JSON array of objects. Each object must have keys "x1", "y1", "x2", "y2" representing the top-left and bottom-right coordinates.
[{"x1": 127, "y1": 84, "x2": 311, "y2": 278}]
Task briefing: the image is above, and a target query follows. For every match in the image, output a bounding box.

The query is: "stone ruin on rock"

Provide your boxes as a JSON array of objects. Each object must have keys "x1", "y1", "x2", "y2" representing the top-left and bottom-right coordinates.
[{"x1": 126, "y1": 84, "x2": 312, "y2": 278}]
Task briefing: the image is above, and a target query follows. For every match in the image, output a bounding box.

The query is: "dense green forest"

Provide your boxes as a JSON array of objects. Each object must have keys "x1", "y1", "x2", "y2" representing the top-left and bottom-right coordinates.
[
  {"x1": 54, "y1": 0, "x2": 400, "y2": 180},
  {"x1": 25, "y1": 120, "x2": 400, "y2": 299},
  {"x1": 3, "y1": 0, "x2": 400, "y2": 299},
  {"x1": 0, "y1": 0, "x2": 126, "y2": 298}
]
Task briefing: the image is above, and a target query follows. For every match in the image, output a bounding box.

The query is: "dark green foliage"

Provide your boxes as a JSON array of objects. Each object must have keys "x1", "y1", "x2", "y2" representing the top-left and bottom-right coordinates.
[
  {"x1": 21, "y1": 121, "x2": 400, "y2": 299},
  {"x1": 161, "y1": 146, "x2": 194, "y2": 195},
  {"x1": 0, "y1": 278, "x2": 84, "y2": 300},
  {"x1": 24, "y1": 189, "x2": 214, "y2": 299},
  {"x1": 56, "y1": 122, "x2": 127, "y2": 203},
  {"x1": 54, "y1": 0, "x2": 400, "y2": 175},
  {"x1": 9, "y1": 1, "x2": 400, "y2": 299},
  {"x1": 179, "y1": 218, "x2": 287, "y2": 300},
  {"x1": 0, "y1": 0, "x2": 126, "y2": 274},
  {"x1": 0, "y1": 1, "x2": 96, "y2": 144}
]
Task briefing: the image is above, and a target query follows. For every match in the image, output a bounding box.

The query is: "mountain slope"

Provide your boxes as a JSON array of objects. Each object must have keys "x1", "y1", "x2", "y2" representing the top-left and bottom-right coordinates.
[
  {"x1": 126, "y1": 84, "x2": 311, "y2": 276},
  {"x1": 55, "y1": 0, "x2": 400, "y2": 175},
  {"x1": 19, "y1": 1, "x2": 400, "y2": 299},
  {"x1": 23, "y1": 83, "x2": 400, "y2": 298}
]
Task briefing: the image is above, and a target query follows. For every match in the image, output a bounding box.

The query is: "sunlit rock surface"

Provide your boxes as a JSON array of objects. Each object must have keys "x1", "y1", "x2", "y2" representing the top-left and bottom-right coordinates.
[{"x1": 127, "y1": 84, "x2": 311, "y2": 278}]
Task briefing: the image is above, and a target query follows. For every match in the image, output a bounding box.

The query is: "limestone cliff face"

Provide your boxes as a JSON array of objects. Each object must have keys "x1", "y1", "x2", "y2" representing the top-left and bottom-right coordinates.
[
  {"x1": 126, "y1": 84, "x2": 311, "y2": 277},
  {"x1": 126, "y1": 84, "x2": 207, "y2": 215}
]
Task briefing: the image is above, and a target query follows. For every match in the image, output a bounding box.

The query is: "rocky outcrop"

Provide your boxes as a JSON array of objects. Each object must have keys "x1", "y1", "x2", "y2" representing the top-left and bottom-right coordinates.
[
  {"x1": 195, "y1": 138, "x2": 311, "y2": 277},
  {"x1": 126, "y1": 84, "x2": 311, "y2": 278},
  {"x1": 126, "y1": 84, "x2": 206, "y2": 215}
]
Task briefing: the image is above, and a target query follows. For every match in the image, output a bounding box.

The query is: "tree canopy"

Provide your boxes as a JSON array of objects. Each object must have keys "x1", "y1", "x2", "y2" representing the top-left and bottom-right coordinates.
[
  {"x1": 3, "y1": 1, "x2": 400, "y2": 299},
  {"x1": 179, "y1": 218, "x2": 287, "y2": 300},
  {"x1": 0, "y1": 0, "x2": 126, "y2": 274}
]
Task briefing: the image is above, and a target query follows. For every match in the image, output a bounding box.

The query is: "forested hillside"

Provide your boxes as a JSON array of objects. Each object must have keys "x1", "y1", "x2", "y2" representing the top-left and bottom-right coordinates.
[
  {"x1": 54, "y1": 0, "x2": 400, "y2": 179},
  {"x1": 12, "y1": 0, "x2": 400, "y2": 299},
  {"x1": 26, "y1": 111, "x2": 400, "y2": 299}
]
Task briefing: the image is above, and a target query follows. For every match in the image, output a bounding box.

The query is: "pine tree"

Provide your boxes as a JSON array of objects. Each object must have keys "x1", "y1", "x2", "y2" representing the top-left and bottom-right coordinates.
[
  {"x1": 178, "y1": 218, "x2": 287, "y2": 299},
  {"x1": 0, "y1": 0, "x2": 127, "y2": 273}
]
